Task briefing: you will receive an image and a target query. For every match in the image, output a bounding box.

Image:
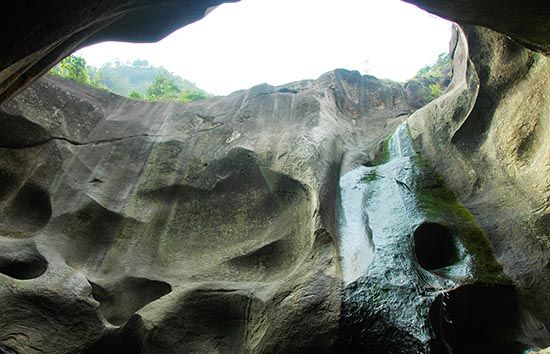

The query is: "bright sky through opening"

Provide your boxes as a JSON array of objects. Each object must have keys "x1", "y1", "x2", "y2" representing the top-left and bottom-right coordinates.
[{"x1": 76, "y1": 0, "x2": 452, "y2": 96}]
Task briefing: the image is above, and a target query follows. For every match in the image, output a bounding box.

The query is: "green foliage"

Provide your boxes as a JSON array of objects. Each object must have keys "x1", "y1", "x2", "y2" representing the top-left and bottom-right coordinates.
[
  {"x1": 428, "y1": 83, "x2": 443, "y2": 100},
  {"x1": 143, "y1": 74, "x2": 210, "y2": 103},
  {"x1": 50, "y1": 55, "x2": 108, "y2": 91},
  {"x1": 94, "y1": 60, "x2": 206, "y2": 97},
  {"x1": 180, "y1": 90, "x2": 209, "y2": 103},
  {"x1": 132, "y1": 59, "x2": 149, "y2": 68},
  {"x1": 129, "y1": 91, "x2": 143, "y2": 100},
  {"x1": 416, "y1": 65, "x2": 431, "y2": 77},
  {"x1": 50, "y1": 57, "x2": 210, "y2": 102},
  {"x1": 146, "y1": 74, "x2": 181, "y2": 100},
  {"x1": 87, "y1": 66, "x2": 108, "y2": 90},
  {"x1": 405, "y1": 52, "x2": 452, "y2": 108},
  {"x1": 51, "y1": 55, "x2": 90, "y2": 84},
  {"x1": 364, "y1": 134, "x2": 392, "y2": 167}
]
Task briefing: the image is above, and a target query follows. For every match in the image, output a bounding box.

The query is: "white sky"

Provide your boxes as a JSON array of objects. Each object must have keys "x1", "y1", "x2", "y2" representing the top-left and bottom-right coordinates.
[{"x1": 76, "y1": 0, "x2": 452, "y2": 96}]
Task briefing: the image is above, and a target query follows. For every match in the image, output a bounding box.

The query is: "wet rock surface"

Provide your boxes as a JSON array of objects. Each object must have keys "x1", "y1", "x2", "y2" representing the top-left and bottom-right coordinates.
[
  {"x1": 0, "y1": 70, "x2": 408, "y2": 353},
  {"x1": 336, "y1": 123, "x2": 520, "y2": 353}
]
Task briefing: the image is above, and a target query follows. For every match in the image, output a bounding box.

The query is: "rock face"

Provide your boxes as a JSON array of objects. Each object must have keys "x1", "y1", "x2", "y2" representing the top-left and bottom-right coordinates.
[
  {"x1": 2, "y1": 23, "x2": 547, "y2": 349},
  {"x1": 1, "y1": 1, "x2": 550, "y2": 352},
  {"x1": 337, "y1": 123, "x2": 516, "y2": 353},
  {"x1": 408, "y1": 24, "x2": 550, "y2": 349},
  {"x1": 0, "y1": 71, "x2": 411, "y2": 353},
  {"x1": 403, "y1": 0, "x2": 550, "y2": 55}
]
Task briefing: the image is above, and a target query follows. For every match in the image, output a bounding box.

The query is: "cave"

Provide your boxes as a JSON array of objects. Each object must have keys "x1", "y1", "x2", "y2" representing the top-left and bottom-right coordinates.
[
  {"x1": 0, "y1": 1, "x2": 548, "y2": 353},
  {"x1": 413, "y1": 222, "x2": 458, "y2": 271},
  {"x1": 429, "y1": 284, "x2": 525, "y2": 354}
]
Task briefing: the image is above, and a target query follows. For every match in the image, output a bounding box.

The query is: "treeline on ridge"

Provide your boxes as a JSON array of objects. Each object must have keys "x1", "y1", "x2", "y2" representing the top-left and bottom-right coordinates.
[{"x1": 50, "y1": 56, "x2": 210, "y2": 103}]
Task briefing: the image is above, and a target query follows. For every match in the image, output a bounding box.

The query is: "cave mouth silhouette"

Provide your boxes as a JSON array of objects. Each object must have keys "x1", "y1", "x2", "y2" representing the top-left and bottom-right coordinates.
[{"x1": 71, "y1": 0, "x2": 452, "y2": 97}]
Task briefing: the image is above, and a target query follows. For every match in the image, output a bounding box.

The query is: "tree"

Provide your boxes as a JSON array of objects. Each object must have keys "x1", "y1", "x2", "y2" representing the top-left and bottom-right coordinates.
[
  {"x1": 50, "y1": 58, "x2": 210, "y2": 102},
  {"x1": 132, "y1": 59, "x2": 149, "y2": 68},
  {"x1": 428, "y1": 83, "x2": 443, "y2": 100},
  {"x1": 146, "y1": 74, "x2": 181, "y2": 100},
  {"x1": 416, "y1": 65, "x2": 431, "y2": 76},
  {"x1": 87, "y1": 66, "x2": 108, "y2": 90},
  {"x1": 129, "y1": 91, "x2": 143, "y2": 100},
  {"x1": 404, "y1": 52, "x2": 452, "y2": 108},
  {"x1": 180, "y1": 90, "x2": 209, "y2": 103},
  {"x1": 52, "y1": 55, "x2": 90, "y2": 84}
]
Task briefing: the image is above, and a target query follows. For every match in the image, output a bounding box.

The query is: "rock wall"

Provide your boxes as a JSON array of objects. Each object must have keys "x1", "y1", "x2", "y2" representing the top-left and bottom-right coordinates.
[
  {"x1": 2, "y1": 24, "x2": 547, "y2": 351},
  {"x1": 0, "y1": 1, "x2": 549, "y2": 353},
  {"x1": 337, "y1": 122, "x2": 516, "y2": 353},
  {"x1": 408, "y1": 25, "x2": 550, "y2": 348},
  {"x1": 403, "y1": 0, "x2": 550, "y2": 55},
  {"x1": 0, "y1": 71, "x2": 409, "y2": 353}
]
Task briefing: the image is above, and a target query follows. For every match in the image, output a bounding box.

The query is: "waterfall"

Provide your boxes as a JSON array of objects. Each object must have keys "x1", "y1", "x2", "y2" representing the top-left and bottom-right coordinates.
[
  {"x1": 337, "y1": 122, "x2": 417, "y2": 284},
  {"x1": 388, "y1": 122, "x2": 416, "y2": 159},
  {"x1": 337, "y1": 165, "x2": 374, "y2": 284}
]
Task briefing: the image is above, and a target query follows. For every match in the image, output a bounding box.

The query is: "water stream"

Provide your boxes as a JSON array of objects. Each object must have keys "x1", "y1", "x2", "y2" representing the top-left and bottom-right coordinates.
[
  {"x1": 337, "y1": 122, "x2": 417, "y2": 284},
  {"x1": 337, "y1": 122, "x2": 520, "y2": 352}
]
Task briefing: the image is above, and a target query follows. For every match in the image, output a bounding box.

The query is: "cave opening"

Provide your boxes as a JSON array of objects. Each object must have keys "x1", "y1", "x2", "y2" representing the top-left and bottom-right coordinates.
[
  {"x1": 0, "y1": 0, "x2": 548, "y2": 353},
  {"x1": 70, "y1": 0, "x2": 452, "y2": 102},
  {"x1": 429, "y1": 284, "x2": 526, "y2": 354},
  {"x1": 413, "y1": 222, "x2": 458, "y2": 270}
]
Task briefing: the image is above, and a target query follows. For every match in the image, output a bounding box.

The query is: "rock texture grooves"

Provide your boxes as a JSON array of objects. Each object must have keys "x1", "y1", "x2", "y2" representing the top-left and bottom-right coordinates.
[
  {"x1": 0, "y1": 70, "x2": 409, "y2": 353},
  {"x1": 0, "y1": 1, "x2": 549, "y2": 351},
  {"x1": 408, "y1": 25, "x2": 550, "y2": 350}
]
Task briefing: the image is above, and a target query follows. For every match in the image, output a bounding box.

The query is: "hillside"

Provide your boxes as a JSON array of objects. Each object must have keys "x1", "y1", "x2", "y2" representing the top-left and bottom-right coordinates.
[
  {"x1": 404, "y1": 53, "x2": 452, "y2": 108},
  {"x1": 90, "y1": 59, "x2": 206, "y2": 97},
  {"x1": 50, "y1": 56, "x2": 209, "y2": 102}
]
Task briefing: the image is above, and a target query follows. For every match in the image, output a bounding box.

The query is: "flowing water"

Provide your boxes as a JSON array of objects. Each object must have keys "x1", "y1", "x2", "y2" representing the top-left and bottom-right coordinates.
[{"x1": 337, "y1": 122, "x2": 417, "y2": 284}]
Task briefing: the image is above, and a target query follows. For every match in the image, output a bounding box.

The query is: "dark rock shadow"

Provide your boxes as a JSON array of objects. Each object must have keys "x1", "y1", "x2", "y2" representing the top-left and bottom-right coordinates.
[{"x1": 90, "y1": 276, "x2": 172, "y2": 326}]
